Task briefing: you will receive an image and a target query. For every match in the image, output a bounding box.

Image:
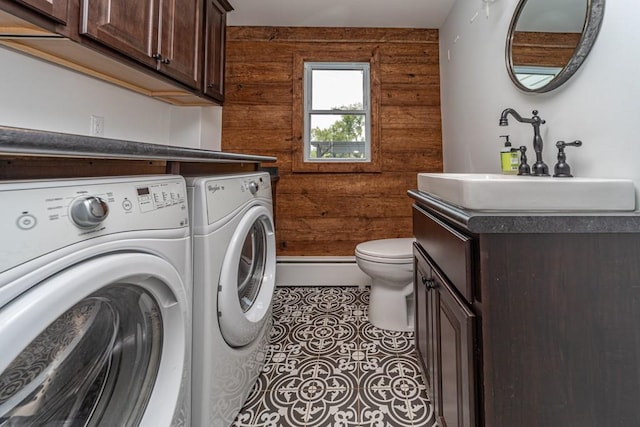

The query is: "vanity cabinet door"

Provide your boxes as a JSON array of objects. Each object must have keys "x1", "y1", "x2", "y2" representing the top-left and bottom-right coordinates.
[
  {"x1": 430, "y1": 256, "x2": 477, "y2": 427},
  {"x1": 415, "y1": 243, "x2": 477, "y2": 427},
  {"x1": 414, "y1": 244, "x2": 434, "y2": 398},
  {"x1": 13, "y1": 0, "x2": 68, "y2": 24}
]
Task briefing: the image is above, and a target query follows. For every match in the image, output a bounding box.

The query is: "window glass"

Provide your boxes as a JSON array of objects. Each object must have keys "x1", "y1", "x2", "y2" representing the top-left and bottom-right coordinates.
[
  {"x1": 513, "y1": 65, "x2": 563, "y2": 90},
  {"x1": 311, "y1": 69, "x2": 364, "y2": 110},
  {"x1": 304, "y1": 62, "x2": 371, "y2": 162},
  {"x1": 309, "y1": 114, "x2": 366, "y2": 159}
]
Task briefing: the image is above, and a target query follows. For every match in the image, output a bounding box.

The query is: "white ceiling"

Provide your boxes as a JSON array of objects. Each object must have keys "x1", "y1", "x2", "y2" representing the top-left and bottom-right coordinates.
[{"x1": 226, "y1": 0, "x2": 457, "y2": 29}]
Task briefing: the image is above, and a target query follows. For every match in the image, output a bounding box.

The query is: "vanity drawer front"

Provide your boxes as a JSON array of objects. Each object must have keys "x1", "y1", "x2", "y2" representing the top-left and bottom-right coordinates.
[{"x1": 413, "y1": 205, "x2": 474, "y2": 303}]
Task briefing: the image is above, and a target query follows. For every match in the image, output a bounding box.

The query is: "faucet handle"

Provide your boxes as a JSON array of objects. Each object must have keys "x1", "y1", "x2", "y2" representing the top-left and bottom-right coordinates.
[
  {"x1": 517, "y1": 145, "x2": 531, "y2": 176},
  {"x1": 556, "y1": 140, "x2": 583, "y2": 149},
  {"x1": 553, "y1": 140, "x2": 583, "y2": 178}
]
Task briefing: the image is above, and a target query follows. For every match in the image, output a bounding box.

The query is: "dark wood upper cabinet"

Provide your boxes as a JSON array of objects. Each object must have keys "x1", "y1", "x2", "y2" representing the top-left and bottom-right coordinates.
[
  {"x1": 81, "y1": 0, "x2": 203, "y2": 89},
  {"x1": 81, "y1": 0, "x2": 158, "y2": 68},
  {"x1": 2, "y1": 0, "x2": 230, "y2": 103},
  {"x1": 158, "y1": 0, "x2": 202, "y2": 88},
  {"x1": 203, "y1": 0, "x2": 232, "y2": 102},
  {"x1": 13, "y1": 0, "x2": 68, "y2": 24}
]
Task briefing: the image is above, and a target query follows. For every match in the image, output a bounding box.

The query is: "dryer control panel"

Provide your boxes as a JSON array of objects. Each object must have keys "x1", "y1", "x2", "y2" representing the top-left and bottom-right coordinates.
[
  {"x1": 187, "y1": 172, "x2": 272, "y2": 227},
  {"x1": 0, "y1": 175, "x2": 189, "y2": 274}
]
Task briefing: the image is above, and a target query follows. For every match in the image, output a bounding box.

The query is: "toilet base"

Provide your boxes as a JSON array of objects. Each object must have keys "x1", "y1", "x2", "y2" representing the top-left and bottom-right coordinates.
[{"x1": 368, "y1": 280, "x2": 414, "y2": 332}]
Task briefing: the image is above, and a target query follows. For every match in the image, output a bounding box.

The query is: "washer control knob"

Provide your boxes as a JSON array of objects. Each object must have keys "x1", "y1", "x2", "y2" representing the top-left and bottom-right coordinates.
[
  {"x1": 70, "y1": 196, "x2": 109, "y2": 228},
  {"x1": 248, "y1": 181, "x2": 259, "y2": 195}
]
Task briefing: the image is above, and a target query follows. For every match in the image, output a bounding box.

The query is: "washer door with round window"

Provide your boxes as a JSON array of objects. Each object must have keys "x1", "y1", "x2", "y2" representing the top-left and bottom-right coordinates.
[
  {"x1": 218, "y1": 205, "x2": 276, "y2": 348},
  {"x1": 0, "y1": 253, "x2": 188, "y2": 427}
]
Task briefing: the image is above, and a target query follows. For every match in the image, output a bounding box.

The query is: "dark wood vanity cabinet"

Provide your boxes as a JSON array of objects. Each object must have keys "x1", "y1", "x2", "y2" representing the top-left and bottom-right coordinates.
[
  {"x1": 411, "y1": 195, "x2": 640, "y2": 427},
  {"x1": 80, "y1": 0, "x2": 202, "y2": 89}
]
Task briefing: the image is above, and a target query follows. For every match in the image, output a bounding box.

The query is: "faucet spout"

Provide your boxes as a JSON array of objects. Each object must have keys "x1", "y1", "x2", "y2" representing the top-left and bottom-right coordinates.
[
  {"x1": 498, "y1": 108, "x2": 549, "y2": 176},
  {"x1": 499, "y1": 108, "x2": 534, "y2": 126}
]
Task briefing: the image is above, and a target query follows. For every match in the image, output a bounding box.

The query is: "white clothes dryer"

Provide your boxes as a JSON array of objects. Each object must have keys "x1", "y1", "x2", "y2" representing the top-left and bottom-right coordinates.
[
  {"x1": 187, "y1": 172, "x2": 276, "y2": 427},
  {"x1": 0, "y1": 175, "x2": 192, "y2": 427}
]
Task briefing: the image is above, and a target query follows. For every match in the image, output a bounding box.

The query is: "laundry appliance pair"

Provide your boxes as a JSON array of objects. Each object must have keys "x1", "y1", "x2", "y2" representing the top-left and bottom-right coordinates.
[{"x1": 0, "y1": 171, "x2": 276, "y2": 427}]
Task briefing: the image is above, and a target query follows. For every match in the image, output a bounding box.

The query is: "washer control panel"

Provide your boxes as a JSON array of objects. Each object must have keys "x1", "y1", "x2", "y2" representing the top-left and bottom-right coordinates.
[{"x1": 0, "y1": 175, "x2": 188, "y2": 273}]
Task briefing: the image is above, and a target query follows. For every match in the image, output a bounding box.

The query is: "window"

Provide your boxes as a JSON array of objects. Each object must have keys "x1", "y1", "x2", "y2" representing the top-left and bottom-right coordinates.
[
  {"x1": 303, "y1": 63, "x2": 371, "y2": 162},
  {"x1": 292, "y1": 51, "x2": 381, "y2": 173},
  {"x1": 513, "y1": 65, "x2": 563, "y2": 90}
]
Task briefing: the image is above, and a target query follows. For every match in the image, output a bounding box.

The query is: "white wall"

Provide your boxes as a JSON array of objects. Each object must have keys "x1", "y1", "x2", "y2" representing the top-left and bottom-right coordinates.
[
  {"x1": 440, "y1": 1, "x2": 640, "y2": 206},
  {"x1": 0, "y1": 46, "x2": 222, "y2": 150}
]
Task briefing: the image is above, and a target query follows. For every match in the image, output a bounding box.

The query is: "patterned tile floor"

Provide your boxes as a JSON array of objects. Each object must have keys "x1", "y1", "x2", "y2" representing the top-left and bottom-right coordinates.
[{"x1": 233, "y1": 286, "x2": 437, "y2": 427}]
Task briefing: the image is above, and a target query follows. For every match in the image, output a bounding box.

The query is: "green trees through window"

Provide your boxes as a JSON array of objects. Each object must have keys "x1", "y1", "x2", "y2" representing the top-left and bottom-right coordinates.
[{"x1": 310, "y1": 103, "x2": 365, "y2": 158}]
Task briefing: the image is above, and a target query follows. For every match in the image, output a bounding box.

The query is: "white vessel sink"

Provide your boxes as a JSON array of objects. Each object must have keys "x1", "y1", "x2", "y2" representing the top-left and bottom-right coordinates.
[{"x1": 417, "y1": 173, "x2": 636, "y2": 211}]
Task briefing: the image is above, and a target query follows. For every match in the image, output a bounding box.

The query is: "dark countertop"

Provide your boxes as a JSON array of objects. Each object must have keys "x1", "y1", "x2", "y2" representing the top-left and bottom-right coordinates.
[
  {"x1": 0, "y1": 125, "x2": 276, "y2": 163},
  {"x1": 408, "y1": 189, "x2": 640, "y2": 234}
]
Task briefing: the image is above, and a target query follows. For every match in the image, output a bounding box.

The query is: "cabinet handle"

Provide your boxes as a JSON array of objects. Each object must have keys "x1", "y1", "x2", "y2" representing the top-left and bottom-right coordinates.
[
  {"x1": 161, "y1": 58, "x2": 171, "y2": 65},
  {"x1": 152, "y1": 53, "x2": 162, "y2": 60},
  {"x1": 207, "y1": 83, "x2": 215, "y2": 88},
  {"x1": 421, "y1": 276, "x2": 436, "y2": 290}
]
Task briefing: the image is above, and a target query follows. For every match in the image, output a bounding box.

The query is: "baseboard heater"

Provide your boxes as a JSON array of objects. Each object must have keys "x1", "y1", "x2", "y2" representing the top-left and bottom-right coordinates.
[{"x1": 275, "y1": 256, "x2": 371, "y2": 287}]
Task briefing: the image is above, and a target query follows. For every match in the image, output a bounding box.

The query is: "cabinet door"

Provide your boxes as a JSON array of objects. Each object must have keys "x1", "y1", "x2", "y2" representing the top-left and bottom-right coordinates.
[
  {"x1": 431, "y1": 264, "x2": 477, "y2": 427},
  {"x1": 414, "y1": 246, "x2": 433, "y2": 396},
  {"x1": 203, "y1": 0, "x2": 229, "y2": 101},
  {"x1": 13, "y1": 0, "x2": 68, "y2": 23},
  {"x1": 158, "y1": 0, "x2": 202, "y2": 88},
  {"x1": 81, "y1": 0, "x2": 159, "y2": 68}
]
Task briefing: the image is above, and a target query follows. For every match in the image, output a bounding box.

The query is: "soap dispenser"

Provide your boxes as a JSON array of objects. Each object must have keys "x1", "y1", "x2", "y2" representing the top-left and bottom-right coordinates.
[{"x1": 500, "y1": 135, "x2": 519, "y2": 174}]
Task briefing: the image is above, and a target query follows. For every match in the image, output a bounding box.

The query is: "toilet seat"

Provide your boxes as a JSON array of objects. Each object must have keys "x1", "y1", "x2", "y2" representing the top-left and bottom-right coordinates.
[{"x1": 355, "y1": 238, "x2": 414, "y2": 264}]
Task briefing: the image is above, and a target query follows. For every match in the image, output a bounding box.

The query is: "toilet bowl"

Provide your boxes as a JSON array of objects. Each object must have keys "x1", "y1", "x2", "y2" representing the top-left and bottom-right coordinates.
[{"x1": 355, "y1": 238, "x2": 415, "y2": 332}]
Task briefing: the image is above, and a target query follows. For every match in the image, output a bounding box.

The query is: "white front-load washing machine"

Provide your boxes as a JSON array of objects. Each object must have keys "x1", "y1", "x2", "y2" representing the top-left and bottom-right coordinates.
[
  {"x1": 0, "y1": 175, "x2": 192, "y2": 427},
  {"x1": 187, "y1": 172, "x2": 276, "y2": 427}
]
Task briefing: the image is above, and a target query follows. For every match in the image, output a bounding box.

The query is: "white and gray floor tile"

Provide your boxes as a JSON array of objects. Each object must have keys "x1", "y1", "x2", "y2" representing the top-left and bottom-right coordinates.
[{"x1": 233, "y1": 286, "x2": 437, "y2": 427}]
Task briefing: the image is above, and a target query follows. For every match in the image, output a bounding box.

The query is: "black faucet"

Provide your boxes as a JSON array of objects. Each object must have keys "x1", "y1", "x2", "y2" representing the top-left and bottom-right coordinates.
[{"x1": 499, "y1": 109, "x2": 549, "y2": 176}]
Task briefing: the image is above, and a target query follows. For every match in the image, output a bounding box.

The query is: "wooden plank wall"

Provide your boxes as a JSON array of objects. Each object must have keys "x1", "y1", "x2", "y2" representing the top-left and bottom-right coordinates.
[
  {"x1": 222, "y1": 27, "x2": 442, "y2": 256},
  {"x1": 512, "y1": 31, "x2": 581, "y2": 68}
]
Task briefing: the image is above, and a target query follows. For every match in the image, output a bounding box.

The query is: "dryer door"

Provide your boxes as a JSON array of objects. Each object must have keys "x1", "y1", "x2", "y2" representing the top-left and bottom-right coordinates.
[
  {"x1": 0, "y1": 253, "x2": 188, "y2": 427},
  {"x1": 218, "y1": 205, "x2": 276, "y2": 347}
]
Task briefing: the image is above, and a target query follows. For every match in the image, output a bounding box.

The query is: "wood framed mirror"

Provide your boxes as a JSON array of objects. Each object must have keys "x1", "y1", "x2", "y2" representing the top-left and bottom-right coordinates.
[{"x1": 506, "y1": 0, "x2": 605, "y2": 93}]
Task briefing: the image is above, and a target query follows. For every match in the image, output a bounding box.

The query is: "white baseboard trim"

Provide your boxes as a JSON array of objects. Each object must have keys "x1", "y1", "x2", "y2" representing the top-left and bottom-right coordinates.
[{"x1": 276, "y1": 256, "x2": 371, "y2": 287}]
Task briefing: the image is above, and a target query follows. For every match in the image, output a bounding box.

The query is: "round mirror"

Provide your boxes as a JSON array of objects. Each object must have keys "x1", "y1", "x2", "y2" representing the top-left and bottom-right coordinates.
[{"x1": 506, "y1": 0, "x2": 605, "y2": 93}]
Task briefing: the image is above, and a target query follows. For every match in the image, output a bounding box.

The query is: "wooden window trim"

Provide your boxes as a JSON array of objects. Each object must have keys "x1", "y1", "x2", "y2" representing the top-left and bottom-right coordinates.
[{"x1": 292, "y1": 49, "x2": 381, "y2": 173}]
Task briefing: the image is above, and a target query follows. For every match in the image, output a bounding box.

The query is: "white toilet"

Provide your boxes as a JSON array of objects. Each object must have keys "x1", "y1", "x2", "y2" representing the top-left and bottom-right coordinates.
[{"x1": 355, "y1": 238, "x2": 415, "y2": 332}]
